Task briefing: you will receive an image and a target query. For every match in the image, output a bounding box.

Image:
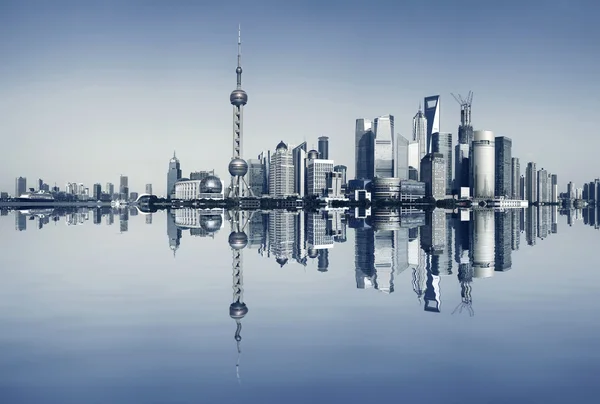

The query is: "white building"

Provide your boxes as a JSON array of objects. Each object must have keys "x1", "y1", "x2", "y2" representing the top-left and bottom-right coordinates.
[
  {"x1": 269, "y1": 141, "x2": 295, "y2": 197},
  {"x1": 307, "y1": 158, "x2": 334, "y2": 197},
  {"x1": 174, "y1": 178, "x2": 224, "y2": 200},
  {"x1": 374, "y1": 114, "x2": 395, "y2": 178},
  {"x1": 472, "y1": 130, "x2": 495, "y2": 199}
]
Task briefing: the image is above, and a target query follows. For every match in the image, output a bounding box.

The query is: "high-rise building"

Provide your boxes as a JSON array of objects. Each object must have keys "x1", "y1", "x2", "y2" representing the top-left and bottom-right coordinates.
[
  {"x1": 551, "y1": 174, "x2": 558, "y2": 203},
  {"x1": 511, "y1": 158, "x2": 520, "y2": 199},
  {"x1": 15, "y1": 177, "x2": 27, "y2": 197},
  {"x1": 119, "y1": 175, "x2": 129, "y2": 200},
  {"x1": 269, "y1": 141, "x2": 295, "y2": 197},
  {"x1": 432, "y1": 132, "x2": 453, "y2": 195},
  {"x1": 525, "y1": 162, "x2": 537, "y2": 203},
  {"x1": 93, "y1": 183, "x2": 102, "y2": 200},
  {"x1": 374, "y1": 115, "x2": 395, "y2": 178},
  {"x1": 420, "y1": 152, "x2": 446, "y2": 200},
  {"x1": 424, "y1": 95, "x2": 440, "y2": 154},
  {"x1": 167, "y1": 151, "x2": 182, "y2": 198},
  {"x1": 413, "y1": 105, "x2": 428, "y2": 163},
  {"x1": 494, "y1": 136, "x2": 512, "y2": 198},
  {"x1": 307, "y1": 157, "x2": 334, "y2": 197},
  {"x1": 145, "y1": 184, "x2": 153, "y2": 195},
  {"x1": 333, "y1": 165, "x2": 347, "y2": 187},
  {"x1": 454, "y1": 144, "x2": 470, "y2": 195},
  {"x1": 106, "y1": 182, "x2": 115, "y2": 197},
  {"x1": 472, "y1": 209, "x2": 495, "y2": 277},
  {"x1": 247, "y1": 158, "x2": 264, "y2": 196},
  {"x1": 519, "y1": 175, "x2": 526, "y2": 200},
  {"x1": 407, "y1": 141, "x2": 420, "y2": 178},
  {"x1": 292, "y1": 142, "x2": 308, "y2": 197},
  {"x1": 318, "y1": 136, "x2": 329, "y2": 160},
  {"x1": 355, "y1": 119, "x2": 375, "y2": 180},
  {"x1": 396, "y1": 133, "x2": 409, "y2": 180},
  {"x1": 472, "y1": 130, "x2": 495, "y2": 199},
  {"x1": 537, "y1": 168, "x2": 549, "y2": 203}
]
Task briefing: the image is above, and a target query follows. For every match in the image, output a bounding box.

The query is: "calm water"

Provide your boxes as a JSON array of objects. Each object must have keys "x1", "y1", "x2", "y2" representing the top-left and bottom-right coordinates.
[{"x1": 0, "y1": 206, "x2": 599, "y2": 403}]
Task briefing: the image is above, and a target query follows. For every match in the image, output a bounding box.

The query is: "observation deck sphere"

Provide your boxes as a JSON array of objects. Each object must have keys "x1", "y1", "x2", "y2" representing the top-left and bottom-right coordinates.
[
  {"x1": 230, "y1": 89, "x2": 248, "y2": 106},
  {"x1": 200, "y1": 175, "x2": 223, "y2": 194},
  {"x1": 228, "y1": 158, "x2": 248, "y2": 177},
  {"x1": 228, "y1": 231, "x2": 248, "y2": 250},
  {"x1": 230, "y1": 302, "x2": 248, "y2": 320},
  {"x1": 236, "y1": 66, "x2": 242, "y2": 74},
  {"x1": 200, "y1": 214, "x2": 223, "y2": 232}
]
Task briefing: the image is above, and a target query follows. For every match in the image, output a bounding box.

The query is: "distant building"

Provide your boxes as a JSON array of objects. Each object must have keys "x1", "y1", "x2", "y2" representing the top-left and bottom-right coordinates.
[
  {"x1": 494, "y1": 136, "x2": 512, "y2": 198},
  {"x1": 326, "y1": 171, "x2": 343, "y2": 198},
  {"x1": 333, "y1": 165, "x2": 347, "y2": 187},
  {"x1": 420, "y1": 152, "x2": 446, "y2": 200},
  {"x1": 145, "y1": 183, "x2": 153, "y2": 195},
  {"x1": 269, "y1": 141, "x2": 295, "y2": 197},
  {"x1": 413, "y1": 104, "x2": 428, "y2": 163},
  {"x1": 396, "y1": 133, "x2": 409, "y2": 180},
  {"x1": 511, "y1": 158, "x2": 520, "y2": 199},
  {"x1": 454, "y1": 143, "x2": 470, "y2": 193},
  {"x1": 355, "y1": 118, "x2": 375, "y2": 180},
  {"x1": 189, "y1": 170, "x2": 214, "y2": 181},
  {"x1": 537, "y1": 168, "x2": 548, "y2": 203},
  {"x1": 472, "y1": 131, "x2": 495, "y2": 199},
  {"x1": 259, "y1": 150, "x2": 271, "y2": 195},
  {"x1": 551, "y1": 174, "x2": 558, "y2": 203},
  {"x1": 15, "y1": 177, "x2": 27, "y2": 197},
  {"x1": 106, "y1": 182, "x2": 115, "y2": 197},
  {"x1": 407, "y1": 140, "x2": 420, "y2": 178},
  {"x1": 432, "y1": 132, "x2": 453, "y2": 195},
  {"x1": 292, "y1": 143, "x2": 307, "y2": 197},
  {"x1": 119, "y1": 175, "x2": 129, "y2": 200},
  {"x1": 318, "y1": 136, "x2": 329, "y2": 160},
  {"x1": 167, "y1": 151, "x2": 182, "y2": 198},
  {"x1": 129, "y1": 192, "x2": 139, "y2": 202},
  {"x1": 307, "y1": 157, "x2": 334, "y2": 197},
  {"x1": 247, "y1": 158, "x2": 264, "y2": 197},
  {"x1": 374, "y1": 114, "x2": 395, "y2": 178},
  {"x1": 93, "y1": 183, "x2": 102, "y2": 200},
  {"x1": 525, "y1": 162, "x2": 537, "y2": 203}
]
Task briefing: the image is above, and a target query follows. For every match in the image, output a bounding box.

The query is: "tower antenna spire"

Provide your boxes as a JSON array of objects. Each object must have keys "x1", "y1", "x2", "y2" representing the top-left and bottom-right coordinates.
[{"x1": 236, "y1": 24, "x2": 242, "y2": 89}]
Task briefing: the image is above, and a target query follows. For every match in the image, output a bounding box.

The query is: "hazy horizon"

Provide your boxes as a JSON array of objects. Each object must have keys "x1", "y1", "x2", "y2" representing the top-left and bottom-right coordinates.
[{"x1": 1, "y1": 0, "x2": 598, "y2": 195}]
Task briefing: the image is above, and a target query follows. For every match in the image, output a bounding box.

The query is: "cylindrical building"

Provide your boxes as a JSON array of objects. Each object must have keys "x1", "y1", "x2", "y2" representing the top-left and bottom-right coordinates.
[
  {"x1": 472, "y1": 209, "x2": 495, "y2": 277},
  {"x1": 472, "y1": 130, "x2": 495, "y2": 198}
]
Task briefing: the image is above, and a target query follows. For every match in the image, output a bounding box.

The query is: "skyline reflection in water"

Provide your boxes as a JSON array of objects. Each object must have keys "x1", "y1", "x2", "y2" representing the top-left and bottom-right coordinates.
[{"x1": 1, "y1": 205, "x2": 599, "y2": 403}]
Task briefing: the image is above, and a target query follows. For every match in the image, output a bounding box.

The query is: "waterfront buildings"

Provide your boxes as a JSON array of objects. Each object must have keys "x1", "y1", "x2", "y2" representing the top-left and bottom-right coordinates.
[
  {"x1": 495, "y1": 136, "x2": 512, "y2": 198},
  {"x1": 511, "y1": 158, "x2": 520, "y2": 199},
  {"x1": 119, "y1": 175, "x2": 129, "y2": 200},
  {"x1": 269, "y1": 141, "x2": 295, "y2": 197},
  {"x1": 306, "y1": 157, "x2": 334, "y2": 197},
  {"x1": 432, "y1": 132, "x2": 453, "y2": 195},
  {"x1": 551, "y1": 174, "x2": 558, "y2": 203},
  {"x1": 472, "y1": 130, "x2": 495, "y2": 199},
  {"x1": 174, "y1": 175, "x2": 224, "y2": 200},
  {"x1": 374, "y1": 114, "x2": 395, "y2": 178},
  {"x1": 167, "y1": 152, "x2": 182, "y2": 198},
  {"x1": 93, "y1": 183, "x2": 101, "y2": 200},
  {"x1": 292, "y1": 143, "x2": 308, "y2": 197},
  {"x1": 106, "y1": 182, "x2": 114, "y2": 197},
  {"x1": 454, "y1": 144, "x2": 470, "y2": 196},
  {"x1": 420, "y1": 152, "x2": 446, "y2": 200},
  {"x1": 334, "y1": 165, "x2": 347, "y2": 187},
  {"x1": 355, "y1": 118, "x2": 375, "y2": 180},
  {"x1": 318, "y1": 136, "x2": 329, "y2": 160},
  {"x1": 537, "y1": 168, "x2": 549, "y2": 203},
  {"x1": 424, "y1": 95, "x2": 440, "y2": 154},
  {"x1": 15, "y1": 177, "x2": 27, "y2": 197}
]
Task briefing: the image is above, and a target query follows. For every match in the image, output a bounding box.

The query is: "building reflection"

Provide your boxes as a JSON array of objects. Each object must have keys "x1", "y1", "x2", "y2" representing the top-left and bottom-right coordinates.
[{"x1": 7, "y1": 204, "x2": 588, "y2": 318}]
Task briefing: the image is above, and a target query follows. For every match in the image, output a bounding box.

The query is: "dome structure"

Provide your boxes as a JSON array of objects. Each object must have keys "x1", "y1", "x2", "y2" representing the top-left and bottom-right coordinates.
[
  {"x1": 228, "y1": 158, "x2": 248, "y2": 177},
  {"x1": 307, "y1": 149, "x2": 319, "y2": 160},
  {"x1": 200, "y1": 175, "x2": 223, "y2": 194},
  {"x1": 200, "y1": 214, "x2": 223, "y2": 232},
  {"x1": 276, "y1": 141, "x2": 288, "y2": 151},
  {"x1": 230, "y1": 301, "x2": 248, "y2": 320},
  {"x1": 228, "y1": 231, "x2": 248, "y2": 250},
  {"x1": 307, "y1": 247, "x2": 318, "y2": 259},
  {"x1": 230, "y1": 89, "x2": 248, "y2": 106}
]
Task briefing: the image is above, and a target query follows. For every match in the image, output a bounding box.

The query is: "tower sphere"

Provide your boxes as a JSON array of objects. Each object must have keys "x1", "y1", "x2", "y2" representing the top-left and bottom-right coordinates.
[
  {"x1": 228, "y1": 231, "x2": 248, "y2": 250},
  {"x1": 200, "y1": 175, "x2": 223, "y2": 194},
  {"x1": 230, "y1": 301, "x2": 248, "y2": 320},
  {"x1": 200, "y1": 214, "x2": 223, "y2": 233},
  {"x1": 228, "y1": 158, "x2": 248, "y2": 177},
  {"x1": 236, "y1": 66, "x2": 242, "y2": 74},
  {"x1": 230, "y1": 89, "x2": 248, "y2": 106}
]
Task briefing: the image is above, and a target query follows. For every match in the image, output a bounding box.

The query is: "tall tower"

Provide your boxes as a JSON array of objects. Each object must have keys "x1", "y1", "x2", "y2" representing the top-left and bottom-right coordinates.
[
  {"x1": 472, "y1": 130, "x2": 495, "y2": 199},
  {"x1": 423, "y1": 95, "x2": 440, "y2": 154},
  {"x1": 412, "y1": 104, "x2": 427, "y2": 163},
  {"x1": 318, "y1": 136, "x2": 329, "y2": 159},
  {"x1": 227, "y1": 26, "x2": 251, "y2": 199},
  {"x1": 167, "y1": 152, "x2": 181, "y2": 198}
]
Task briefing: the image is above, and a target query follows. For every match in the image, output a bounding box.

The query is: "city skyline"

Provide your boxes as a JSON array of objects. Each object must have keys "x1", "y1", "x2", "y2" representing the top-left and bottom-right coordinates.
[{"x1": 1, "y1": 1, "x2": 599, "y2": 193}]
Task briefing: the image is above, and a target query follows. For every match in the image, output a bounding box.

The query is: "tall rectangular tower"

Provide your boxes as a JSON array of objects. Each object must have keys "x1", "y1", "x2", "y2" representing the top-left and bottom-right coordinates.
[
  {"x1": 373, "y1": 115, "x2": 395, "y2": 178},
  {"x1": 525, "y1": 162, "x2": 537, "y2": 203},
  {"x1": 424, "y1": 95, "x2": 440, "y2": 154},
  {"x1": 511, "y1": 158, "x2": 520, "y2": 199},
  {"x1": 15, "y1": 177, "x2": 27, "y2": 197},
  {"x1": 432, "y1": 132, "x2": 453, "y2": 195},
  {"x1": 355, "y1": 119, "x2": 374, "y2": 180},
  {"x1": 494, "y1": 136, "x2": 512, "y2": 198},
  {"x1": 420, "y1": 152, "x2": 446, "y2": 200}
]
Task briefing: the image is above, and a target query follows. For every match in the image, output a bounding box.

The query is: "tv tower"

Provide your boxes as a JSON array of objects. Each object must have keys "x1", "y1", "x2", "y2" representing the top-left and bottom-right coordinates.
[{"x1": 227, "y1": 25, "x2": 253, "y2": 199}]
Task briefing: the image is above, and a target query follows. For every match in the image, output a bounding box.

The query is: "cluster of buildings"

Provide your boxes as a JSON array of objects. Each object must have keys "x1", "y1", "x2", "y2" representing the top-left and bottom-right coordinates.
[
  {"x1": 7, "y1": 176, "x2": 152, "y2": 203},
  {"x1": 166, "y1": 152, "x2": 225, "y2": 201},
  {"x1": 351, "y1": 94, "x2": 560, "y2": 205}
]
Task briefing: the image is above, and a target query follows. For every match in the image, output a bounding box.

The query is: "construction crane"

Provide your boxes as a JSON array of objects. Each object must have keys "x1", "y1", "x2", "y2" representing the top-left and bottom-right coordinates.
[{"x1": 451, "y1": 91, "x2": 473, "y2": 127}]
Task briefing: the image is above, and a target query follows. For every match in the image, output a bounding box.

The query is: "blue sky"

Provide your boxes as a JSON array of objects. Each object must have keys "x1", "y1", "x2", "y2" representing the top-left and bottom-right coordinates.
[{"x1": 1, "y1": 0, "x2": 598, "y2": 194}]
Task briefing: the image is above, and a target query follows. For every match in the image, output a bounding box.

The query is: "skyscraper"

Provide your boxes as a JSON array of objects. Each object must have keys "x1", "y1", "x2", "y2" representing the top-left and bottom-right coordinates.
[
  {"x1": 374, "y1": 114, "x2": 394, "y2": 178},
  {"x1": 145, "y1": 184, "x2": 153, "y2": 195},
  {"x1": 396, "y1": 133, "x2": 409, "y2": 180},
  {"x1": 269, "y1": 141, "x2": 295, "y2": 197},
  {"x1": 454, "y1": 144, "x2": 470, "y2": 196},
  {"x1": 424, "y1": 95, "x2": 440, "y2": 154},
  {"x1": 420, "y1": 153, "x2": 446, "y2": 200},
  {"x1": 15, "y1": 177, "x2": 26, "y2": 197},
  {"x1": 454, "y1": 92, "x2": 473, "y2": 191},
  {"x1": 494, "y1": 136, "x2": 512, "y2": 198},
  {"x1": 355, "y1": 118, "x2": 374, "y2": 180},
  {"x1": 472, "y1": 130, "x2": 495, "y2": 199},
  {"x1": 119, "y1": 175, "x2": 129, "y2": 200},
  {"x1": 307, "y1": 157, "x2": 334, "y2": 197},
  {"x1": 413, "y1": 104, "x2": 427, "y2": 163},
  {"x1": 525, "y1": 162, "x2": 537, "y2": 203},
  {"x1": 551, "y1": 174, "x2": 558, "y2": 203},
  {"x1": 511, "y1": 158, "x2": 520, "y2": 199},
  {"x1": 167, "y1": 152, "x2": 182, "y2": 198},
  {"x1": 333, "y1": 165, "x2": 347, "y2": 187},
  {"x1": 93, "y1": 183, "x2": 102, "y2": 200},
  {"x1": 432, "y1": 132, "x2": 453, "y2": 195},
  {"x1": 318, "y1": 136, "x2": 329, "y2": 160},
  {"x1": 247, "y1": 158, "x2": 264, "y2": 197},
  {"x1": 537, "y1": 168, "x2": 549, "y2": 203},
  {"x1": 292, "y1": 142, "x2": 307, "y2": 197}
]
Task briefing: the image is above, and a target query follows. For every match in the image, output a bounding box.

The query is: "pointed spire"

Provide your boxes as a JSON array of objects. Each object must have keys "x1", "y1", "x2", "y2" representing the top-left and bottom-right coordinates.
[
  {"x1": 418, "y1": 101, "x2": 422, "y2": 112},
  {"x1": 236, "y1": 24, "x2": 243, "y2": 89},
  {"x1": 173, "y1": 150, "x2": 176, "y2": 158}
]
